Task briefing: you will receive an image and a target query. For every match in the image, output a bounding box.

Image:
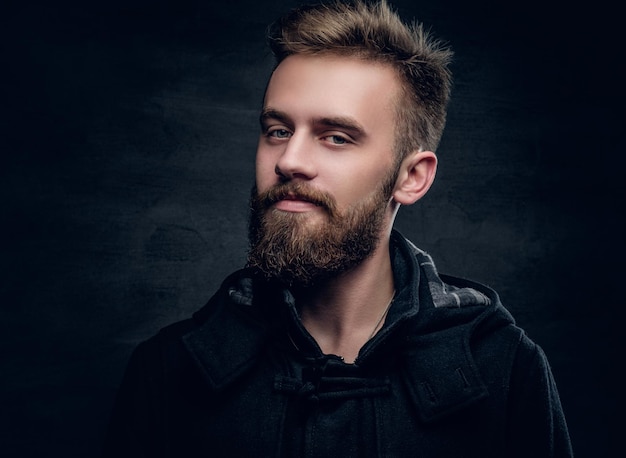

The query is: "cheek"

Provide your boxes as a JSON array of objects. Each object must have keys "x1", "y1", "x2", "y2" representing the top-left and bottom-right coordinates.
[
  {"x1": 255, "y1": 148, "x2": 276, "y2": 190},
  {"x1": 348, "y1": 163, "x2": 391, "y2": 193},
  {"x1": 329, "y1": 171, "x2": 381, "y2": 210}
]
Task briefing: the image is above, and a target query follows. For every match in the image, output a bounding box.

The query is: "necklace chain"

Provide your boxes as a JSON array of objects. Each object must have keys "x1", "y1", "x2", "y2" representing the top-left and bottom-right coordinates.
[
  {"x1": 366, "y1": 289, "x2": 396, "y2": 341},
  {"x1": 287, "y1": 289, "x2": 397, "y2": 361}
]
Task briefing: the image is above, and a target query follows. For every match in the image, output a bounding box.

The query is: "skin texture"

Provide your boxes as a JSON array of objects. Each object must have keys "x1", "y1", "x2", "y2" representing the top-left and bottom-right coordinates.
[
  {"x1": 255, "y1": 54, "x2": 438, "y2": 362},
  {"x1": 256, "y1": 54, "x2": 398, "y2": 221}
]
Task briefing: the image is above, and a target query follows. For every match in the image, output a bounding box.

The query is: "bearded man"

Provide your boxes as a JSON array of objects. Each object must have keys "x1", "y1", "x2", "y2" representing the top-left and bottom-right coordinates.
[{"x1": 103, "y1": 1, "x2": 573, "y2": 456}]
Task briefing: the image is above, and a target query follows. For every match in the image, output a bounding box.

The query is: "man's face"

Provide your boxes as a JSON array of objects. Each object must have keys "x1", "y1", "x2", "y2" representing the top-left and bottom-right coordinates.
[{"x1": 248, "y1": 54, "x2": 401, "y2": 286}]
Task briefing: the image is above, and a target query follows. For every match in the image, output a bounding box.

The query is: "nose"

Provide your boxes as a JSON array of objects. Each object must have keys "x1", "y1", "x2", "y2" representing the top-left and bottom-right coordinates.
[{"x1": 274, "y1": 132, "x2": 316, "y2": 181}]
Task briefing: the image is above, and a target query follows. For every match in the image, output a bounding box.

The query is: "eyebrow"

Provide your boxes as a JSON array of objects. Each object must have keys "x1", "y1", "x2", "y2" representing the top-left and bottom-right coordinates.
[
  {"x1": 260, "y1": 107, "x2": 367, "y2": 138},
  {"x1": 316, "y1": 115, "x2": 366, "y2": 139},
  {"x1": 259, "y1": 108, "x2": 290, "y2": 128}
]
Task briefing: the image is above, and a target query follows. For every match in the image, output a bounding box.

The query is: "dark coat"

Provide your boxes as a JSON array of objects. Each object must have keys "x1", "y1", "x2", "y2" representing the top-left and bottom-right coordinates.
[{"x1": 103, "y1": 231, "x2": 573, "y2": 457}]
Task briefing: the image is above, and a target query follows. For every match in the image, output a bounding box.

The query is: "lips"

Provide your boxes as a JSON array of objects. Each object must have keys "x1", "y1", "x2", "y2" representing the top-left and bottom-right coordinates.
[
  {"x1": 258, "y1": 183, "x2": 336, "y2": 216},
  {"x1": 273, "y1": 193, "x2": 321, "y2": 212},
  {"x1": 281, "y1": 192, "x2": 318, "y2": 205}
]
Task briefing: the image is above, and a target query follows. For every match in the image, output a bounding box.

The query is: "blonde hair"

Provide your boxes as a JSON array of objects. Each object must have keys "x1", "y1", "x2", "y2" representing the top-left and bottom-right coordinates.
[{"x1": 267, "y1": 0, "x2": 453, "y2": 157}]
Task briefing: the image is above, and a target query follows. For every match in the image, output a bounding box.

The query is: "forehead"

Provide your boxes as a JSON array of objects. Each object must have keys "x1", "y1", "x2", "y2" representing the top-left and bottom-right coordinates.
[{"x1": 264, "y1": 54, "x2": 400, "y2": 127}]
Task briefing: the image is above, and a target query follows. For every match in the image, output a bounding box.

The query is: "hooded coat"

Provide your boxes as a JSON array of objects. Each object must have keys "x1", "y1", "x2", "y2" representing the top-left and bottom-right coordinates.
[{"x1": 103, "y1": 231, "x2": 573, "y2": 457}]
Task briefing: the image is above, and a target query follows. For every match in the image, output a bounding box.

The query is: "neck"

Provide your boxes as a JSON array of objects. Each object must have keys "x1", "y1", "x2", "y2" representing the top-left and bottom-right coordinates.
[{"x1": 296, "y1": 232, "x2": 396, "y2": 364}]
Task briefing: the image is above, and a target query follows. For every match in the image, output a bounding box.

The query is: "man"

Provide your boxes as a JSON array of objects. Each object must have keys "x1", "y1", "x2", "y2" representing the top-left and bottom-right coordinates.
[{"x1": 103, "y1": 1, "x2": 573, "y2": 456}]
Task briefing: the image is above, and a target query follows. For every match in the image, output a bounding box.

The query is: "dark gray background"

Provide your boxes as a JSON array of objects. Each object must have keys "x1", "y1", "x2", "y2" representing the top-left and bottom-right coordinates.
[{"x1": 1, "y1": 0, "x2": 622, "y2": 456}]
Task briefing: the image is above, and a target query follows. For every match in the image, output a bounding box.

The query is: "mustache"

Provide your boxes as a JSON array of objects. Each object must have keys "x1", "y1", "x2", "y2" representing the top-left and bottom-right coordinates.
[{"x1": 256, "y1": 182, "x2": 338, "y2": 215}]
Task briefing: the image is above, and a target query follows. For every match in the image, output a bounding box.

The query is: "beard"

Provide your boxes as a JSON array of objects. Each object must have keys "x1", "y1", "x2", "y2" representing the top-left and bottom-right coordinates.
[{"x1": 247, "y1": 173, "x2": 397, "y2": 287}]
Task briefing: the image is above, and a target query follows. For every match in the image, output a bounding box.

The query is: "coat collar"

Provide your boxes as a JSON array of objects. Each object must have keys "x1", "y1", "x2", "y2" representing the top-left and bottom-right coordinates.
[{"x1": 181, "y1": 271, "x2": 272, "y2": 392}]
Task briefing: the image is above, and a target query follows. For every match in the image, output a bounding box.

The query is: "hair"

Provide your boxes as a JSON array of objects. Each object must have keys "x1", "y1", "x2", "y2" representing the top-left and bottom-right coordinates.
[{"x1": 267, "y1": 0, "x2": 453, "y2": 158}]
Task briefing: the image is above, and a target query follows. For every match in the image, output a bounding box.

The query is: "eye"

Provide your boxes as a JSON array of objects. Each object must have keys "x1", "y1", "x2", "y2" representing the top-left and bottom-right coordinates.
[
  {"x1": 323, "y1": 134, "x2": 350, "y2": 145},
  {"x1": 267, "y1": 128, "x2": 292, "y2": 139}
]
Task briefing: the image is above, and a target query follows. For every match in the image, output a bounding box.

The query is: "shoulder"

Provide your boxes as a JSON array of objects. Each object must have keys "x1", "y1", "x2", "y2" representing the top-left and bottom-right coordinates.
[
  {"x1": 127, "y1": 268, "x2": 275, "y2": 390},
  {"x1": 127, "y1": 269, "x2": 251, "y2": 369},
  {"x1": 150, "y1": 267, "x2": 259, "y2": 342}
]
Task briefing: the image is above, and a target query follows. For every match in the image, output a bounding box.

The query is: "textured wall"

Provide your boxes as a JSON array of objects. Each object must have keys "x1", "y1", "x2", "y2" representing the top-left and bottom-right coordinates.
[{"x1": 1, "y1": 0, "x2": 622, "y2": 456}]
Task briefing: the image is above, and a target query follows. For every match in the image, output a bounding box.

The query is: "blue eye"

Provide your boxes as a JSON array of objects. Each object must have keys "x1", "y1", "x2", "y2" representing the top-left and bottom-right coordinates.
[
  {"x1": 322, "y1": 134, "x2": 350, "y2": 145},
  {"x1": 269, "y1": 129, "x2": 291, "y2": 139},
  {"x1": 329, "y1": 135, "x2": 347, "y2": 145}
]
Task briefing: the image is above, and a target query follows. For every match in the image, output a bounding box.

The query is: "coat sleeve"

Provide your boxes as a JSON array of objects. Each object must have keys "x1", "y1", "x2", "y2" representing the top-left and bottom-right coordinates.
[
  {"x1": 506, "y1": 336, "x2": 574, "y2": 457},
  {"x1": 101, "y1": 340, "x2": 166, "y2": 458}
]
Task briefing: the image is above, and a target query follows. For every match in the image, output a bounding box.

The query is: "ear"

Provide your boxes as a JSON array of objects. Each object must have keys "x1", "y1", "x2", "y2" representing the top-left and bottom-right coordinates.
[{"x1": 392, "y1": 150, "x2": 437, "y2": 205}]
